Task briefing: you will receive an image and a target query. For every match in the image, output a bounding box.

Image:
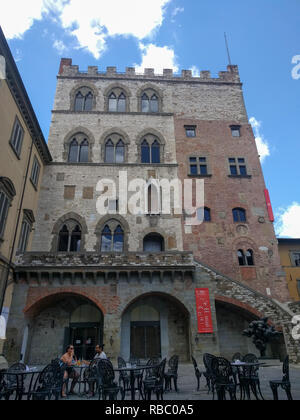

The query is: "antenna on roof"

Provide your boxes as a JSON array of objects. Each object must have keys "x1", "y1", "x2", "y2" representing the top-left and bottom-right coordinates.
[{"x1": 224, "y1": 32, "x2": 232, "y2": 67}]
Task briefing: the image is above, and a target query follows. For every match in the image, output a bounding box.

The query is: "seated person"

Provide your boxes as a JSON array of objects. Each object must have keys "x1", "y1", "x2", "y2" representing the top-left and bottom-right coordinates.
[
  {"x1": 86, "y1": 344, "x2": 107, "y2": 397},
  {"x1": 61, "y1": 345, "x2": 80, "y2": 397}
]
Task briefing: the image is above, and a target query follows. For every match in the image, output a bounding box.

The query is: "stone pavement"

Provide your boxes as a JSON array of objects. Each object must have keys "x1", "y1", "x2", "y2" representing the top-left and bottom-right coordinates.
[{"x1": 67, "y1": 363, "x2": 300, "y2": 401}]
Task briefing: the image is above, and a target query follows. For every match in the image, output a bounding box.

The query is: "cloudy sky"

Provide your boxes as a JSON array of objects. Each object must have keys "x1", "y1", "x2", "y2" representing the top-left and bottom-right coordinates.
[{"x1": 0, "y1": 0, "x2": 299, "y2": 237}]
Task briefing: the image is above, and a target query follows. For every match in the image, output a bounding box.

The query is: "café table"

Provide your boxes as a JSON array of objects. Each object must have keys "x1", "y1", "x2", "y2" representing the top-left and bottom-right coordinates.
[
  {"x1": 72, "y1": 364, "x2": 90, "y2": 396},
  {"x1": 231, "y1": 361, "x2": 266, "y2": 400},
  {"x1": 114, "y1": 364, "x2": 160, "y2": 401},
  {"x1": 2, "y1": 368, "x2": 43, "y2": 400}
]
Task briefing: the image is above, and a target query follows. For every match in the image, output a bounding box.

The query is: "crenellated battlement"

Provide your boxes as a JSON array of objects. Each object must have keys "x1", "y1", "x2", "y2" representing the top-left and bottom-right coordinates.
[{"x1": 58, "y1": 58, "x2": 241, "y2": 83}]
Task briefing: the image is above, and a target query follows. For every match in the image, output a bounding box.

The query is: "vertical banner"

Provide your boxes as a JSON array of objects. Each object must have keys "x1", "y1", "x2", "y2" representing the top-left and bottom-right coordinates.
[
  {"x1": 195, "y1": 288, "x2": 213, "y2": 333},
  {"x1": 264, "y1": 189, "x2": 275, "y2": 222}
]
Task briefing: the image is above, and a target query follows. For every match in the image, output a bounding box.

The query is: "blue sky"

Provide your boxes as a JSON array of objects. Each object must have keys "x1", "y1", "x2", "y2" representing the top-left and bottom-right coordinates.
[{"x1": 1, "y1": 0, "x2": 299, "y2": 237}]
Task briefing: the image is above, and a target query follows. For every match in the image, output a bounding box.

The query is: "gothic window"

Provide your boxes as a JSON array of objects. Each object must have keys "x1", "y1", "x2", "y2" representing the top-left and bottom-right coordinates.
[
  {"x1": 143, "y1": 233, "x2": 165, "y2": 253},
  {"x1": 58, "y1": 221, "x2": 82, "y2": 252},
  {"x1": 141, "y1": 135, "x2": 161, "y2": 164},
  {"x1": 237, "y1": 250, "x2": 246, "y2": 266},
  {"x1": 101, "y1": 224, "x2": 124, "y2": 252},
  {"x1": 233, "y1": 208, "x2": 247, "y2": 223},
  {"x1": 141, "y1": 89, "x2": 160, "y2": 113},
  {"x1": 68, "y1": 134, "x2": 90, "y2": 163},
  {"x1": 108, "y1": 91, "x2": 127, "y2": 112},
  {"x1": 74, "y1": 88, "x2": 94, "y2": 112},
  {"x1": 238, "y1": 249, "x2": 255, "y2": 266},
  {"x1": 104, "y1": 136, "x2": 125, "y2": 163},
  {"x1": 246, "y1": 249, "x2": 255, "y2": 266}
]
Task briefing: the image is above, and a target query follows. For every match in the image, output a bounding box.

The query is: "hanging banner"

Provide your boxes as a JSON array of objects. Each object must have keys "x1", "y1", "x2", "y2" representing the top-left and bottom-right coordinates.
[
  {"x1": 264, "y1": 189, "x2": 275, "y2": 222},
  {"x1": 195, "y1": 288, "x2": 213, "y2": 333}
]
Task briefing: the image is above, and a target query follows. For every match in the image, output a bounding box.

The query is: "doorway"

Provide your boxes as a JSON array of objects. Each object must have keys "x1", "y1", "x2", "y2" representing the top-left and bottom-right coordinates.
[
  {"x1": 70, "y1": 323, "x2": 101, "y2": 361},
  {"x1": 130, "y1": 321, "x2": 161, "y2": 359}
]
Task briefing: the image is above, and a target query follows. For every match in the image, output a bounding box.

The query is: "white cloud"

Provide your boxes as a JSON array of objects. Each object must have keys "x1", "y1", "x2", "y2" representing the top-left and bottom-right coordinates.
[
  {"x1": 135, "y1": 43, "x2": 178, "y2": 74},
  {"x1": 275, "y1": 203, "x2": 300, "y2": 238},
  {"x1": 1, "y1": 0, "x2": 172, "y2": 59},
  {"x1": 53, "y1": 39, "x2": 67, "y2": 55},
  {"x1": 171, "y1": 6, "x2": 184, "y2": 21},
  {"x1": 190, "y1": 65, "x2": 200, "y2": 77},
  {"x1": 249, "y1": 117, "x2": 271, "y2": 163},
  {"x1": 0, "y1": 0, "x2": 66, "y2": 39}
]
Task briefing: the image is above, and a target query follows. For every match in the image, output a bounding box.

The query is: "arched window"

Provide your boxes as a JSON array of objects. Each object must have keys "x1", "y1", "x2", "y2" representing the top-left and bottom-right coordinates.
[
  {"x1": 68, "y1": 135, "x2": 89, "y2": 163},
  {"x1": 141, "y1": 89, "x2": 160, "y2": 113},
  {"x1": 116, "y1": 140, "x2": 125, "y2": 163},
  {"x1": 237, "y1": 249, "x2": 246, "y2": 266},
  {"x1": 141, "y1": 140, "x2": 150, "y2": 163},
  {"x1": 74, "y1": 88, "x2": 94, "y2": 112},
  {"x1": 141, "y1": 136, "x2": 161, "y2": 164},
  {"x1": 101, "y1": 224, "x2": 124, "y2": 252},
  {"x1": 246, "y1": 249, "x2": 255, "y2": 266},
  {"x1": 151, "y1": 140, "x2": 160, "y2": 164},
  {"x1": 233, "y1": 208, "x2": 247, "y2": 223},
  {"x1": 68, "y1": 139, "x2": 79, "y2": 163},
  {"x1": 142, "y1": 93, "x2": 150, "y2": 113},
  {"x1": 197, "y1": 207, "x2": 211, "y2": 222},
  {"x1": 150, "y1": 94, "x2": 159, "y2": 113},
  {"x1": 79, "y1": 139, "x2": 89, "y2": 162},
  {"x1": 143, "y1": 233, "x2": 165, "y2": 252},
  {"x1": 105, "y1": 138, "x2": 125, "y2": 163},
  {"x1": 58, "y1": 223, "x2": 82, "y2": 252},
  {"x1": 108, "y1": 91, "x2": 127, "y2": 112}
]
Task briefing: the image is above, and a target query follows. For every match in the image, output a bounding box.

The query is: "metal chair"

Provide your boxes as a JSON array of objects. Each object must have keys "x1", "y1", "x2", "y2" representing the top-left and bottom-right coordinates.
[
  {"x1": 83, "y1": 359, "x2": 100, "y2": 397},
  {"x1": 117, "y1": 357, "x2": 130, "y2": 399},
  {"x1": 269, "y1": 356, "x2": 293, "y2": 400},
  {"x1": 203, "y1": 353, "x2": 217, "y2": 397},
  {"x1": 240, "y1": 353, "x2": 264, "y2": 400},
  {"x1": 6, "y1": 362, "x2": 26, "y2": 399},
  {"x1": 211, "y1": 357, "x2": 237, "y2": 401},
  {"x1": 0, "y1": 369, "x2": 11, "y2": 400},
  {"x1": 143, "y1": 358, "x2": 166, "y2": 401},
  {"x1": 97, "y1": 359, "x2": 120, "y2": 400},
  {"x1": 28, "y1": 364, "x2": 56, "y2": 400},
  {"x1": 191, "y1": 356, "x2": 202, "y2": 391},
  {"x1": 50, "y1": 359, "x2": 67, "y2": 400},
  {"x1": 164, "y1": 355, "x2": 179, "y2": 392}
]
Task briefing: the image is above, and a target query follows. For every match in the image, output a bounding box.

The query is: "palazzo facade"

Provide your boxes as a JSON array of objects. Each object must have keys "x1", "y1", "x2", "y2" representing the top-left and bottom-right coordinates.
[{"x1": 5, "y1": 60, "x2": 300, "y2": 365}]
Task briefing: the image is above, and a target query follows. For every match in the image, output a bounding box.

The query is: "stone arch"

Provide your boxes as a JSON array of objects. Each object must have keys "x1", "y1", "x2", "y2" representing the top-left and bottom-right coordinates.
[
  {"x1": 51, "y1": 212, "x2": 88, "y2": 252},
  {"x1": 120, "y1": 291, "x2": 191, "y2": 361},
  {"x1": 195, "y1": 259, "x2": 298, "y2": 361},
  {"x1": 94, "y1": 215, "x2": 130, "y2": 252},
  {"x1": 120, "y1": 291, "x2": 191, "y2": 318},
  {"x1": 138, "y1": 227, "x2": 169, "y2": 252},
  {"x1": 135, "y1": 128, "x2": 166, "y2": 164},
  {"x1": 104, "y1": 83, "x2": 131, "y2": 112},
  {"x1": 99, "y1": 128, "x2": 130, "y2": 163},
  {"x1": 24, "y1": 289, "x2": 106, "y2": 319},
  {"x1": 137, "y1": 83, "x2": 164, "y2": 113},
  {"x1": 63, "y1": 126, "x2": 96, "y2": 162},
  {"x1": 69, "y1": 81, "x2": 98, "y2": 111}
]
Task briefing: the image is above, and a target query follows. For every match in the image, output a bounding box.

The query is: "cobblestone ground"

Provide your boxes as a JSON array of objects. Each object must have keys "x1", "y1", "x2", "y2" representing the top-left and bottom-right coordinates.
[{"x1": 66, "y1": 363, "x2": 300, "y2": 401}]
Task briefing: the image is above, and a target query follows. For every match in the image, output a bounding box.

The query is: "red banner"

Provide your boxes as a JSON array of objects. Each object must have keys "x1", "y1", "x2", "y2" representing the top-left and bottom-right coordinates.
[
  {"x1": 195, "y1": 288, "x2": 213, "y2": 333},
  {"x1": 264, "y1": 189, "x2": 275, "y2": 222}
]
